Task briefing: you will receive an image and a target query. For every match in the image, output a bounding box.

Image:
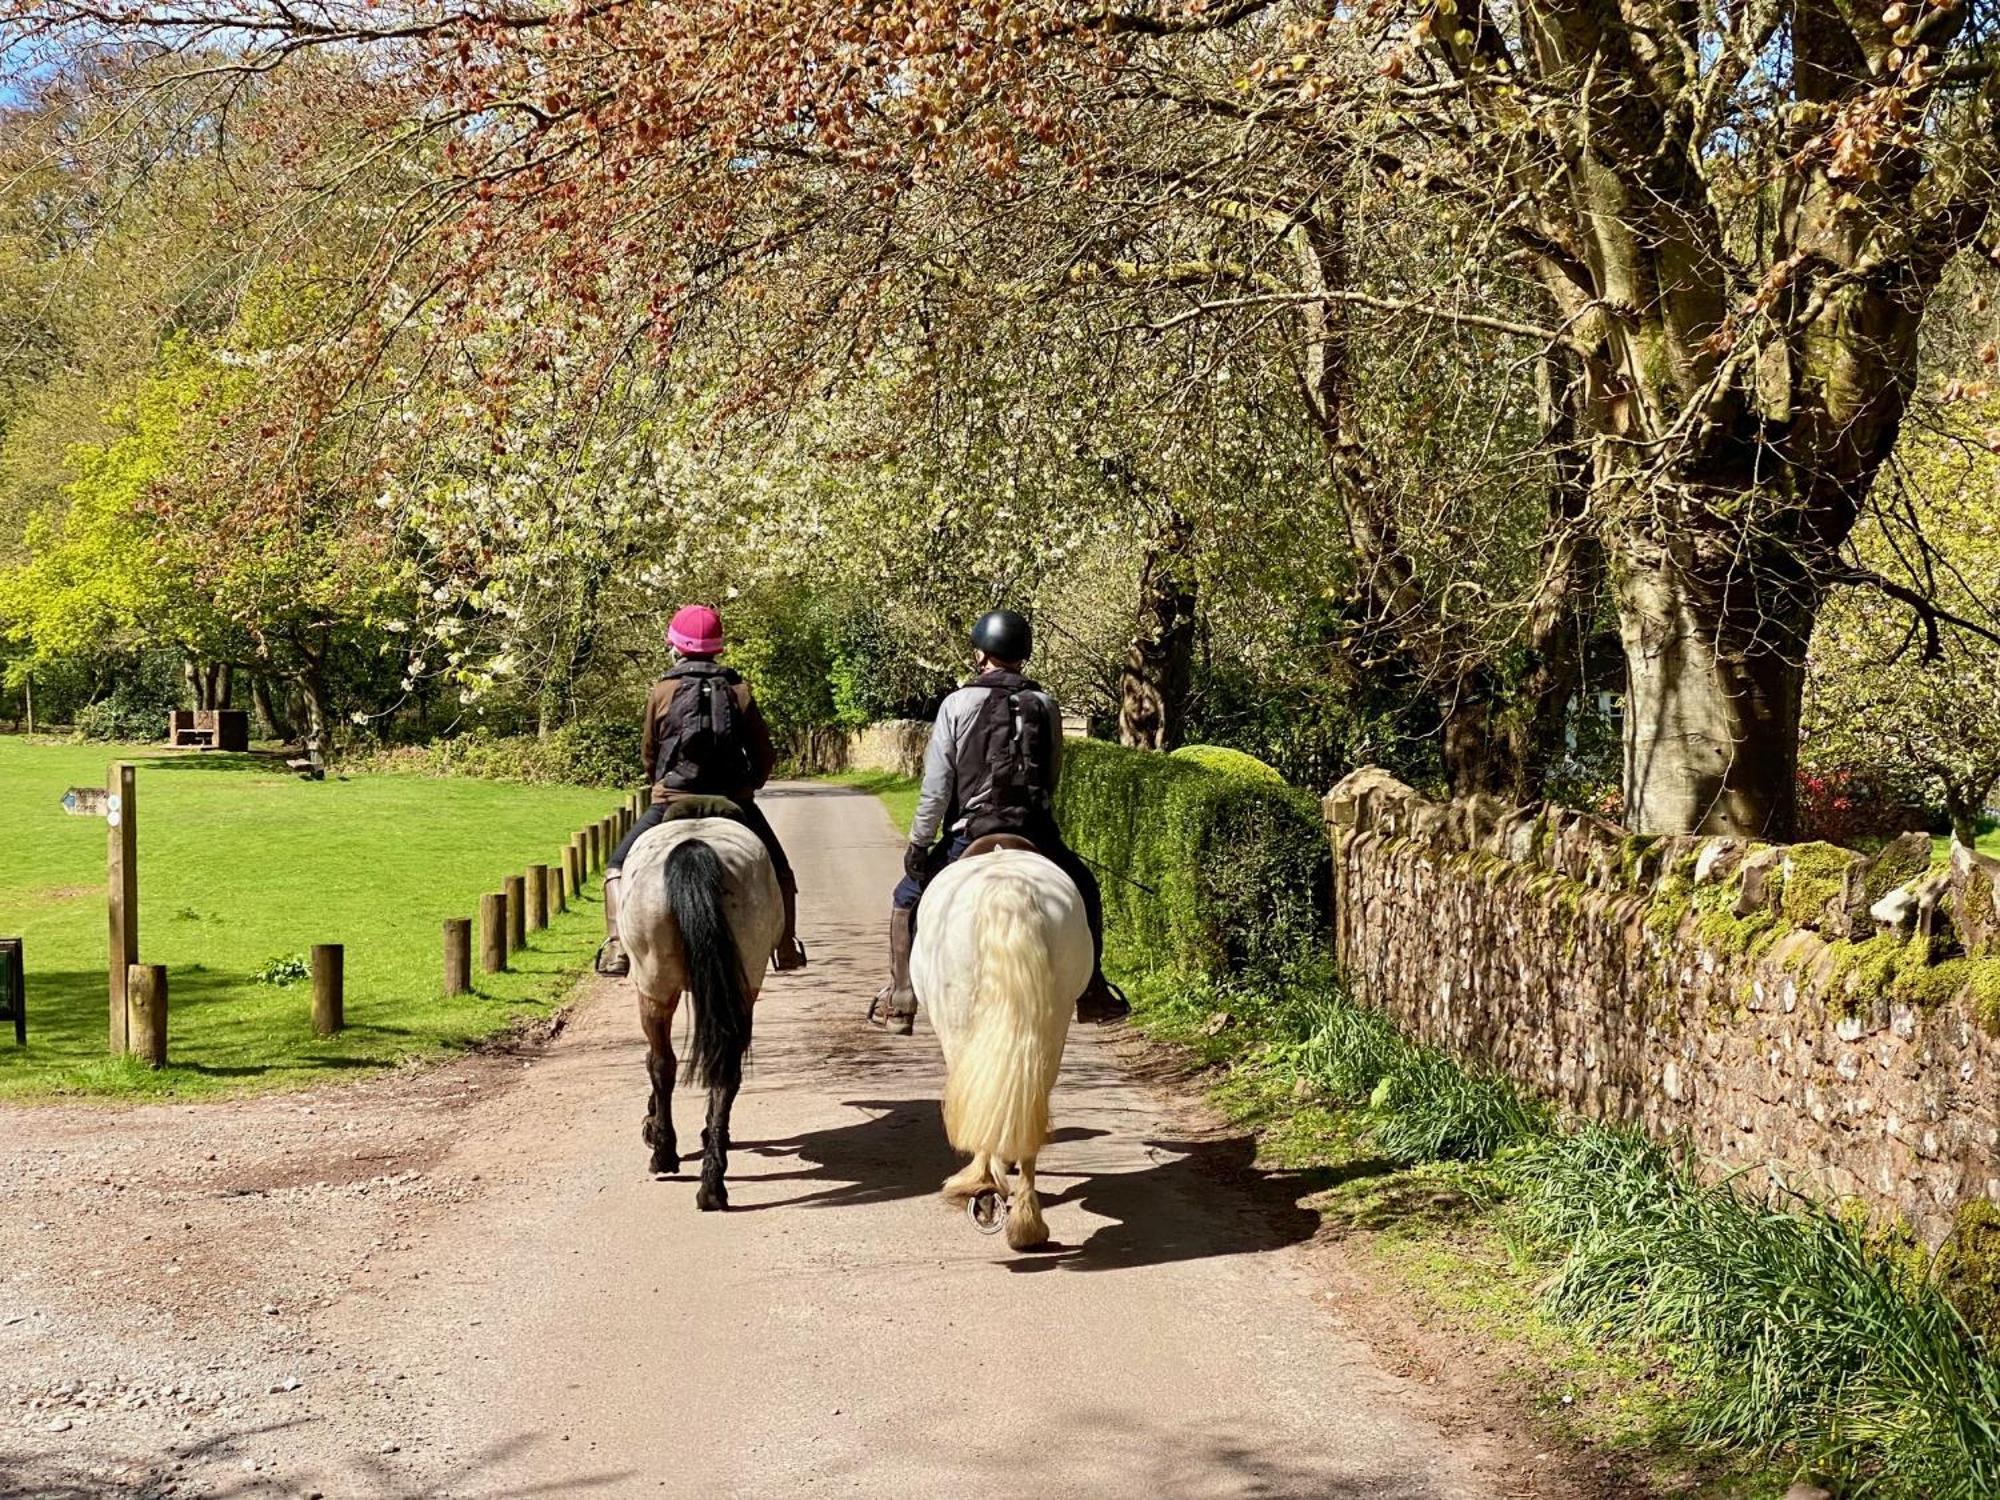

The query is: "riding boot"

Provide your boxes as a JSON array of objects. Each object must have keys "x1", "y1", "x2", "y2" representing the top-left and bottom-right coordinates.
[
  {"x1": 1076, "y1": 968, "x2": 1129, "y2": 1024},
  {"x1": 867, "y1": 907, "x2": 917, "y2": 1035},
  {"x1": 594, "y1": 872, "x2": 630, "y2": 977},
  {"x1": 772, "y1": 877, "x2": 808, "y2": 971}
]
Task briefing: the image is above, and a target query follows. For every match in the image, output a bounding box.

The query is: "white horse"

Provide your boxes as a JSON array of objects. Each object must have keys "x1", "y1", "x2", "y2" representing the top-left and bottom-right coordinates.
[
  {"x1": 617, "y1": 816, "x2": 784, "y2": 1211},
  {"x1": 911, "y1": 838, "x2": 1095, "y2": 1250}
]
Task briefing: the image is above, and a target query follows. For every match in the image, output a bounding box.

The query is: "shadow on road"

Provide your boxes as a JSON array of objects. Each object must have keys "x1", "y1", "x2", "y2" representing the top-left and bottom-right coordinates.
[
  {"x1": 737, "y1": 1094, "x2": 1375, "y2": 1276},
  {"x1": 0, "y1": 1425, "x2": 634, "y2": 1500}
]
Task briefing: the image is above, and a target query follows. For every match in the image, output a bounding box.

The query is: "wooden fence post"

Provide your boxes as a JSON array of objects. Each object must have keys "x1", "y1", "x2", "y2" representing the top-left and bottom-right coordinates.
[
  {"x1": 443, "y1": 919, "x2": 471, "y2": 996},
  {"x1": 547, "y1": 862, "x2": 566, "y2": 917},
  {"x1": 480, "y1": 892, "x2": 507, "y2": 973},
  {"x1": 526, "y1": 864, "x2": 548, "y2": 931},
  {"x1": 564, "y1": 840, "x2": 581, "y2": 898},
  {"x1": 586, "y1": 825, "x2": 602, "y2": 873},
  {"x1": 126, "y1": 964, "x2": 167, "y2": 1067},
  {"x1": 311, "y1": 944, "x2": 344, "y2": 1036},
  {"x1": 107, "y1": 761, "x2": 137, "y2": 1054},
  {"x1": 504, "y1": 874, "x2": 527, "y2": 950}
]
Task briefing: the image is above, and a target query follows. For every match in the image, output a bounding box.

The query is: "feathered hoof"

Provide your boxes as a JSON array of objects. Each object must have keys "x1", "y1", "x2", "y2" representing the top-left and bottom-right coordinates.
[
  {"x1": 1004, "y1": 1193, "x2": 1049, "y2": 1251},
  {"x1": 649, "y1": 1148, "x2": 680, "y2": 1178},
  {"x1": 941, "y1": 1162, "x2": 996, "y2": 1205},
  {"x1": 696, "y1": 1176, "x2": 729, "y2": 1212}
]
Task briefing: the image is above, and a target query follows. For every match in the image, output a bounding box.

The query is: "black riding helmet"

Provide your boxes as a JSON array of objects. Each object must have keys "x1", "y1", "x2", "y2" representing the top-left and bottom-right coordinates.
[{"x1": 969, "y1": 609, "x2": 1032, "y2": 663}]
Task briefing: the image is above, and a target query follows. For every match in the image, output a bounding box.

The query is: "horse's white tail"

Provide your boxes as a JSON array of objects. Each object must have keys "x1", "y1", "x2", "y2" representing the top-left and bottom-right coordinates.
[{"x1": 941, "y1": 870, "x2": 1068, "y2": 1165}]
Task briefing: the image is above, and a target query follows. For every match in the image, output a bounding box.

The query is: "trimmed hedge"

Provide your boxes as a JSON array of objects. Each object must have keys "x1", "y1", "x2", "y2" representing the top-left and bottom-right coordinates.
[
  {"x1": 1168, "y1": 744, "x2": 1288, "y2": 784},
  {"x1": 1056, "y1": 738, "x2": 1329, "y2": 982}
]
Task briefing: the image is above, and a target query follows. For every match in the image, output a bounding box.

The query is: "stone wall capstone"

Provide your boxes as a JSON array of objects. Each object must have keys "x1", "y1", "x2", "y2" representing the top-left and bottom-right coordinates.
[{"x1": 1325, "y1": 769, "x2": 2000, "y2": 1244}]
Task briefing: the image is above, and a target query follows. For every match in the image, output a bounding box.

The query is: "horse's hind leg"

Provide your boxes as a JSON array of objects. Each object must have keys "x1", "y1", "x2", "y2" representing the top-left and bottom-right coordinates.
[
  {"x1": 639, "y1": 995, "x2": 679, "y2": 1176},
  {"x1": 1005, "y1": 1156, "x2": 1049, "y2": 1251},
  {"x1": 695, "y1": 1076, "x2": 740, "y2": 1211},
  {"x1": 695, "y1": 989, "x2": 754, "y2": 1212}
]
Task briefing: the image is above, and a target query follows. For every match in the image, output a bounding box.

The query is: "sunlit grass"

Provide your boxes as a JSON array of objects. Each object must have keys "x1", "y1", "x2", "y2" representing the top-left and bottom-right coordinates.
[{"x1": 0, "y1": 738, "x2": 624, "y2": 1099}]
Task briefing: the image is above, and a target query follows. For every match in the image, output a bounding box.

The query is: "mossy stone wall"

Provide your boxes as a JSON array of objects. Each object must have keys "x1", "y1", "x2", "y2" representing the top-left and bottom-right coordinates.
[{"x1": 1328, "y1": 769, "x2": 2000, "y2": 1245}]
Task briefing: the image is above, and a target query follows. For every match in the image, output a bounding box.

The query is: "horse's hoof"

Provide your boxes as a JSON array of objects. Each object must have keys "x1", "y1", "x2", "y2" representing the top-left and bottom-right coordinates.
[
  {"x1": 696, "y1": 1180, "x2": 728, "y2": 1212},
  {"x1": 650, "y1": 1150, "x2": 680, "y2": 1177},
  {"x1": 968, "y1": 1190, "x2": 1008, "y2": 1236}
]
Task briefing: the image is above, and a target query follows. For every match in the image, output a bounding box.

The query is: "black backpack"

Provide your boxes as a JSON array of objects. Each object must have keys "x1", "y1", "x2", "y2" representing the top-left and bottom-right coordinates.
[
  {"x1": 966, "y1": 671, "x2": 1056, "y2": 837},
  {"x1": 653, "y1": 662, "x2": 755, "y2": 793}
]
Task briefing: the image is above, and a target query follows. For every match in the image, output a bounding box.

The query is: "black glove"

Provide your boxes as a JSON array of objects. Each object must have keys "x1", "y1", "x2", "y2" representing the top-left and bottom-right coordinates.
[{"x1": 904, "y1": 842, "x2": 931, "y2": 882}]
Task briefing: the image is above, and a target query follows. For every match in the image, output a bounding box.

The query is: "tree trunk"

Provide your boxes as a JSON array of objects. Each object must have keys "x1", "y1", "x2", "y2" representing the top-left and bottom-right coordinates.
[
  {"x1": 214, "y1": 663, "x2": 233, "y2": 710},
  {"x1": 298, "y1": 671, "x2": 329, "y2": 751},
  {"x1": 250, "y1": 673, "x2": 294, "y2": 741},
  {"x1": 1118, "y1": 512, "x2": 1197, "y2": 751},
  {"x1": 1615, "y1": 548, "x2": 1808, "y2": 838}
]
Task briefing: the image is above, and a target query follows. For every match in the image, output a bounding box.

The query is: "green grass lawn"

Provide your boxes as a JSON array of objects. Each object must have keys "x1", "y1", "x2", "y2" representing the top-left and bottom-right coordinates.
[
  {"x1": 1932, "y1": 822, "x2": 2000, "y2": 862},
  {"x1": 0, "y1": 739, "x2": 625, "y2": 1100}
]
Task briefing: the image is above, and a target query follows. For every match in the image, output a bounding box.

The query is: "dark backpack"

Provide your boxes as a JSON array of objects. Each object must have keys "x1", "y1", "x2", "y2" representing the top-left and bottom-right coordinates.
[
  {"x1": 653, "y1": 662, "x2": 755, "y2": 793},
  {"x1": 965, "y1": 671, "x2": 1057, "y2": 837}
]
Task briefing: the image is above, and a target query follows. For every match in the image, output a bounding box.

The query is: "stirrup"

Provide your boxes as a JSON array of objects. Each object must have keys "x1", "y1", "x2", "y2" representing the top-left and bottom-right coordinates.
[
  {"x1": 866, "y1": 989, "x2": 915, "y2": 1035},
  {"x1": 1077, "y1": 976, "x2": 1129, "y2": 1024},
  {"x1": 594, "y1": 937, "x2": 630, "y2": 978}
]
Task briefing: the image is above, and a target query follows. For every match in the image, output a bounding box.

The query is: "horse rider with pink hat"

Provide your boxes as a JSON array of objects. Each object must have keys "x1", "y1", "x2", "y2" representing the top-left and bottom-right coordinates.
[{"x1": 596, "y1": 604, "x2": 809, "y2": 977}]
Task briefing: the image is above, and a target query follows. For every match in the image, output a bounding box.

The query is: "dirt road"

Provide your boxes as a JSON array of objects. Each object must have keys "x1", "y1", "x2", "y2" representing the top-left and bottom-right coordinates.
[{"x1": 3, "y1": 783, "x2": 1546, "y2": 1499}]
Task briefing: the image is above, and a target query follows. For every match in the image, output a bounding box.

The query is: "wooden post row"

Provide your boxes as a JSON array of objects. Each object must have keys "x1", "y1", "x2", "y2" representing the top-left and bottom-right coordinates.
[
  {"x1": 526, "y1": 864, "x2": 548, "y2": 932},
  {"x1": 107, "y1": 761, "x2": 137, "y2": 1054},
  {"x1": 547, "y1": 862, "x2": 566, "y2": 917},
  {"x1": 504, "y1": 874, "x2": 527, "y2": 950},
  {"x1": 480, "y1": 892, "x2": 508, "y2": 973},
  {"x1": 311, "y1": 944, "x2": 344, "y2": 1036},
  {"x1": 126, "y1": 964, "x2": 167, "y2": 1068},
  {"x1": 443, "y1": 918, "x2": 472, "y2": 996},
  {"x1": 586, "y1": 824, "x2": 602, "y2": 873},
  {"x1": 564, "y1": 840, "x2": 581, "y2": 898}
]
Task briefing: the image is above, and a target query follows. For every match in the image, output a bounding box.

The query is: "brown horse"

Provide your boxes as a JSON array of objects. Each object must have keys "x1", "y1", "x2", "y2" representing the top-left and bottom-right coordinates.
[{"x1": 616, "y1": 817, "x2": 784, "y2": 1210}]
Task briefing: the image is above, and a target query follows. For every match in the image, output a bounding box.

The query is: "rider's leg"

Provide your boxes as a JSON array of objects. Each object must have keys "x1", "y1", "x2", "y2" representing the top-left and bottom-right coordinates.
[
  {"x1": 735, "y1": 796, "x2": 807, "y2": 971},
  {"x1": 1030, "y1": 819, "x2": 1127, "y2": 1023},
  {"x1": 596, "y1": 801, "x2": 665, "y2": 978},
  {"x1": 870, "y1": 833, "x2": 967, "y2": 1032}
]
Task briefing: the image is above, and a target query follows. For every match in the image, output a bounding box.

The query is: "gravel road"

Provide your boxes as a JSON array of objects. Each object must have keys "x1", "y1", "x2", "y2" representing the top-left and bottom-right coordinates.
[{"x1": 2, "y1": 782, "x2": 1568, "y2": 1499}]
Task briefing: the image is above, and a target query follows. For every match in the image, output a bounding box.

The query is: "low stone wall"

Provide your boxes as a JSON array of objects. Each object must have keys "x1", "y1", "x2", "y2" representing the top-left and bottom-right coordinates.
[
  {"x1": 1325, "y1": 768, "x2": 2000, "y2": 1243},
  {"x1": 844, "y1": 719, "x2": 930, "y2": 779}
]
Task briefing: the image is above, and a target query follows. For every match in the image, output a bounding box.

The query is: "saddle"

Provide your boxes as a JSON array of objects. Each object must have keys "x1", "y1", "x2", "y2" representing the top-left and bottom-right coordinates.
[{"x1": 961, "y1": 833, "x2": 1037, "y2": 859}]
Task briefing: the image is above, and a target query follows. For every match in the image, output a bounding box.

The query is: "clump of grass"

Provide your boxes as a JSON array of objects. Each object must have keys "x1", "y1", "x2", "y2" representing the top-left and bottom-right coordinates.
[
  {"x1": 253, "y1": 953, "x2": 310, "y2": 986},
  {"x1": 1504, "y1": 1127, "x2": 2000, "y2": 1496}
]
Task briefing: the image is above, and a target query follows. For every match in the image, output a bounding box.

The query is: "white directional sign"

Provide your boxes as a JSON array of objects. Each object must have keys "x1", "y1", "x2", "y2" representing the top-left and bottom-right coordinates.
[{"x1": 60, "y1": 787, "x2": 109, "y2": 818}]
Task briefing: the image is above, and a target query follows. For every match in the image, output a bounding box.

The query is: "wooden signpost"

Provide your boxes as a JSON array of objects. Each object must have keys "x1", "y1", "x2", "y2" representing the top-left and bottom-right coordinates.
[{"x1": 62, "y1": 762, "x2": 141, "y2": 1054}]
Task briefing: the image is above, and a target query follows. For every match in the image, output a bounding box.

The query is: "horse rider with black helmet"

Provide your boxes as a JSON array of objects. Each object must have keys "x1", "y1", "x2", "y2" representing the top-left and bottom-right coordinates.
[{"x1": 868, "y1": 608, "x2": 1129, "y2": 1034}]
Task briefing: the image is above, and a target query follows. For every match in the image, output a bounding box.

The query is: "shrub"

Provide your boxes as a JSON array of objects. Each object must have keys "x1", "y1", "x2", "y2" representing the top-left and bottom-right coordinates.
[
  {"x1": 1056, "y1": 737, "x2": 1329, "y2": 982},
  {"x1": 73, "y1": 654, "x2": 185, "y2": 742},
  {"x1": 355, "y1": 718, "x2": 642, "y2": 789}
]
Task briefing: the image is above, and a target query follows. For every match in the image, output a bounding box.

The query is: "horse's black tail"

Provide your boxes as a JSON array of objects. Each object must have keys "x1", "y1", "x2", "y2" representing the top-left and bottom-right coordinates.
[{"x1": 665, "y1": 839, "x2": 750, "y2": 1090}]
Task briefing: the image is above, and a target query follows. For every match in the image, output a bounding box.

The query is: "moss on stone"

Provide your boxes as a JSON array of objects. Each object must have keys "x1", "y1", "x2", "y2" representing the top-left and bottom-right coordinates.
[
  {"x1": 1619, "y1": 835, "x2": 1659, "y2": 888},
  {"x1": 1936, "y1": 1199, "x2": 2000, "y2": 1341},
  {"x1": 1967, "y1": 962, "x2": 2000, "y2": 1034},
  {"x1": 1780, "y1": 841, "x2": 1862, "y2": 927},
  {"x1": 1695, "y1": 907, "x2": 1780, "y2": 958}
]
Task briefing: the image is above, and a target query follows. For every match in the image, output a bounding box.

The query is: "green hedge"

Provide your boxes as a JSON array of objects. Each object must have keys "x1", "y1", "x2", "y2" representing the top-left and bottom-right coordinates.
[
  {"x1": 353, "y1": 719, "x2": 642, "y2": 790},
  {"x1": 1057, "y1": 738, "x2": 1329, "y2": 982}
]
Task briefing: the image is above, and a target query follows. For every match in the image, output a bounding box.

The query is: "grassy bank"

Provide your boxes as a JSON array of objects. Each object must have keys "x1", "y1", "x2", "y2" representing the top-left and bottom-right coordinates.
[
  {"x1": 1, "y1": 738, "x2": 622, "y2": 1100},
  {"x1": 1126, "y1": 963, "x2": 2000, "y2": 1498}
]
